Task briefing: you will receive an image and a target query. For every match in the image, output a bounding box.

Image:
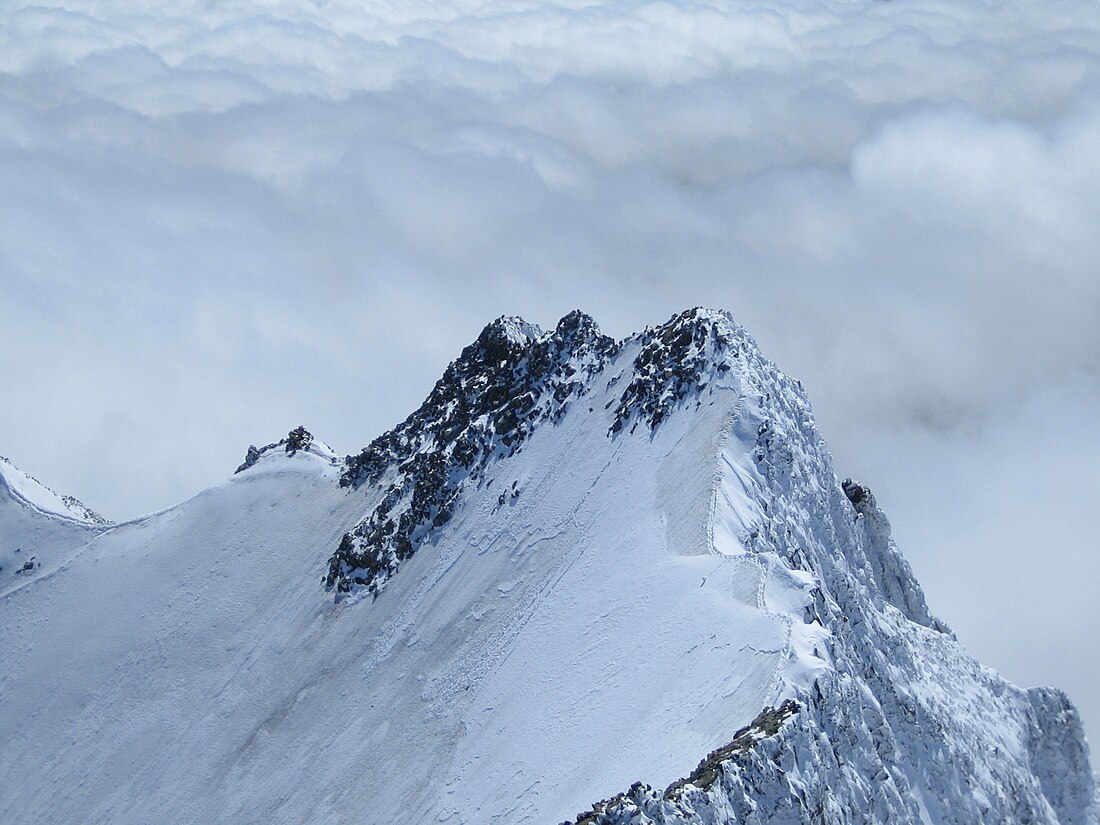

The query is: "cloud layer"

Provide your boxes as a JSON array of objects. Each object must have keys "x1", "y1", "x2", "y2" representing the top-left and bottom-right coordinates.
[{"x1": 3, "y1": 0, "x2": 1099, "y2": 748}]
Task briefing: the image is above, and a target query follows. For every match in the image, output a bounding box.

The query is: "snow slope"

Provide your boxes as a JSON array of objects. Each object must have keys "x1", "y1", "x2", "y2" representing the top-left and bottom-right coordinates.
[
  {"x1": 0, "y1": 455, "x2": 109, "y2": 596},
  {"x1": 0, "y1": 310, "x2": 1095, "y2": 825}
]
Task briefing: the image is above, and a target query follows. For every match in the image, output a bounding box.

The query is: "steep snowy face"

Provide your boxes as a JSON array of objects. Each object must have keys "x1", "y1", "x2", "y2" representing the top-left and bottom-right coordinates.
[
  {"x1": 537, "y1": 321, "x2": 1099, "y2": 824},
  {"x1": 319, "y1": 307, "x2": 1095, "y2": 823},
  {"x1": 0, "y1": 308, "x2": 1095, "y2": 825}
]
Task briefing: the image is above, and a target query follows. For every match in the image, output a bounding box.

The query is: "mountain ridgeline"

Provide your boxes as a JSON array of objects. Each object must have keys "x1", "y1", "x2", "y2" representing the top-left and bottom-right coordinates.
[
  {"x1": 318, "y1": 308, "x2": 1095, "y2": 824},
  {"x1": 2, "y1": 308, "x2": 1095, "y2": 825},
  {"x1": 327, "y1": 309, "x2": 740, "y2": 596}
]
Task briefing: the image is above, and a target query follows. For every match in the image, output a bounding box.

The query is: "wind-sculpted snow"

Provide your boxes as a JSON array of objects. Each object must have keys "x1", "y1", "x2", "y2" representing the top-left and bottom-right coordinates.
[{"x1": 0, "y1": 308, "x2": 1095, "y2": 825}]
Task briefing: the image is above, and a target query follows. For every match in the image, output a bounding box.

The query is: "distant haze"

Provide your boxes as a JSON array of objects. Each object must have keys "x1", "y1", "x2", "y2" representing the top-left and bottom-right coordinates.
[{"x1": 2, "y1": 0, "x2": 1098, "y2": 752}]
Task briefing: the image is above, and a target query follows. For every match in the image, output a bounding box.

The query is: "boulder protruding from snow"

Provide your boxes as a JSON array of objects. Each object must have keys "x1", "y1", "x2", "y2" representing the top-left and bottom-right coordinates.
[
  {"x1": 285, "y1": 426, "x2": 313, "y2": 455},
  {"x1": 234, "y1": 426, "x2": 329, "y2": 473}
]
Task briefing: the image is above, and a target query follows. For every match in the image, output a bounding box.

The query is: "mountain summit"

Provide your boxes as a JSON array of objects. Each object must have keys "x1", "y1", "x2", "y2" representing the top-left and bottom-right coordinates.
[{"x1": 1, "y1": 309, "x2": 1095, "y2": 825}]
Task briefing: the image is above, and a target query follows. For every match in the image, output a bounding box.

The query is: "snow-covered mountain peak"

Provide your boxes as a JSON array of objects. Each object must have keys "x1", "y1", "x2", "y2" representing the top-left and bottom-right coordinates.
[
  {"x1": 2, "y1": 308, "x2": 1095, "y2": 825},
  {"x1": 0, "y1": 454, "x2": 109, "y2": 526},
  {"x1": 327, "y1": 309, "x2": 619, "y2": 595},
  {"x1": 326, "y1": 308, "x2": 766, "y2": 597},
  {"x1": 317, "y1": 307, "x2": 1095, "y2": 823},
  {"x1": 483, "y1": 313, "x2": 546, "y2": 348}
]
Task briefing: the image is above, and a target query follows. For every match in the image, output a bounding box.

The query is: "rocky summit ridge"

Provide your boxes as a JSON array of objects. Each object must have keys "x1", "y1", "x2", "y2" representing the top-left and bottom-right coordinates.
[{"x1": 327, "y1": 308, "x2": 740, "y2": 597}]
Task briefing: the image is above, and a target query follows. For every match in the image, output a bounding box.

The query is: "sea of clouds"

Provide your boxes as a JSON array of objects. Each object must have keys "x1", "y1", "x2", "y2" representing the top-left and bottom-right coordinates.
[{"x1": 3, "y1": 0, "x2": 1098, "y2": 749}]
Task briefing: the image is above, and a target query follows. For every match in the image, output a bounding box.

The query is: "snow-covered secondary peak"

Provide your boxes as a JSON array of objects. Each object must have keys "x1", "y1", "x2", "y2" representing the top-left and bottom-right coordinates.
[
  {"x1": 1, "y1": 308, "x2": 1096, "y2": 825},
  {"x1": 234, "y1": 425, "x2": 341, "y2": 474},
  {"x1": 0, "y1": 454, "x2": 109, "y2": 525},
  {"x1": 490, "y1": 313, "x2": 546, "y2": 347},
  {"x1": 0, "y1": 454, "x2": 109, "y2": 598}
]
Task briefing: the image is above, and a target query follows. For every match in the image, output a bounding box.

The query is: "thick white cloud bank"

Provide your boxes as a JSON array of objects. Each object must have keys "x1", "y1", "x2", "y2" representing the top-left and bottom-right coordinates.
[{"x1": 2, "y1": 0, "x2": 1098, "y2": 752}]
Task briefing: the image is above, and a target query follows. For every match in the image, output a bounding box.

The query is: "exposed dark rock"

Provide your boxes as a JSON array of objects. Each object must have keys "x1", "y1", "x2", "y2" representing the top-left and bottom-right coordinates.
[
  {"x1": 58, "y1": 495, "x2": 110, "y2": 525},
  {"x1": 564, "y1": 701, "x2": 801, "y2": 825},
  {"x1": 235, "y1": 426, "x2": 316, "y2": 473},
  {"x1": 285, "y1": 426, "x2": 313, "y2": 455},
  {"x1": 842, "y1": 478, "x2": 867, "y2": 507},
  {"x1": 611, "y1": 308, "x2": 735, "y2": 435},
  {"x1": 236, "y1": 442, "x2": 278, "y2": 474},
  {"x1": 236, "y1": 445, "x2": 265, "y2": 474},
  {"x1": 327, "y1": 312, "x2": 617, "y2": 596},
  {"x1": 665, "y1": 699, "x2": 801, "y2": 798}
]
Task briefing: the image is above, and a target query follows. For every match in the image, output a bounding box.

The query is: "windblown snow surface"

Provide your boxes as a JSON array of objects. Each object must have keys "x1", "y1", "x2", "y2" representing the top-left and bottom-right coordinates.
[{"x1": 0, "y1": 310, "x2": 1095, "y2": 825}]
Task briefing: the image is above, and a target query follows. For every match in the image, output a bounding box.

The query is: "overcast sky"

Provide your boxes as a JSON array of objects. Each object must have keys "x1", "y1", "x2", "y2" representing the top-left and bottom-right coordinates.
[{"x1": 2, "y1": 0, "x2": 1098, "y2": 752}]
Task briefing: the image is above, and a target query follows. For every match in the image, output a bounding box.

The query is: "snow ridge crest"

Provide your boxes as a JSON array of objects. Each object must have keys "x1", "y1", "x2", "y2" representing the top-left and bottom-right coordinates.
[{"x1": 0, "y1": 455, "x2": 109, "y2": 526}]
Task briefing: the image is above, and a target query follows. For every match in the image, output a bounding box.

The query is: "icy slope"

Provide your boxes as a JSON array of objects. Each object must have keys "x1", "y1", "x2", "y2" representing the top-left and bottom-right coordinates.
[{"x1": 0, "y1": 309, "x2": 1095, "y2": 825}]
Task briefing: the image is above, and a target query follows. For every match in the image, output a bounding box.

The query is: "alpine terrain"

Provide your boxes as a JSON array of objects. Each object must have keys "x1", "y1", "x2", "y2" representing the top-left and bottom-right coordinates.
[{"x1": 1, "y1": 309, "x2": 1095, "y2": 825}]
